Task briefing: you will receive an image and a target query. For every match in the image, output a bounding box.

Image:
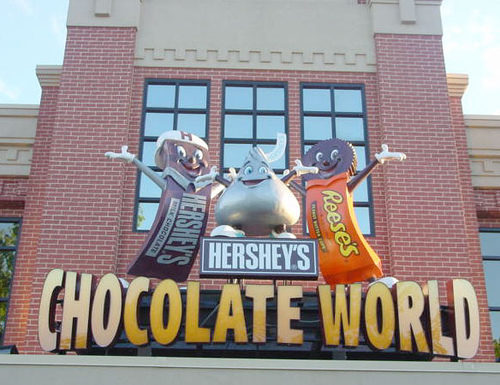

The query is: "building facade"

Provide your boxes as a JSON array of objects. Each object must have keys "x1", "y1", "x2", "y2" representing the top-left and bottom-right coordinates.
[{"x1": 0, "y1": 0, "x2": 499, "y2": 368}]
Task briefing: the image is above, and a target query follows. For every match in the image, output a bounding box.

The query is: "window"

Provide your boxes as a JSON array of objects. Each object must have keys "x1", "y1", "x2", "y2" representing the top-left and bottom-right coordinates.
[
  {"x1": 222, "y1": 82, "x2": 288, "y2": 173},
  {"x1": 136, "y1": 80, "x2": 210, "y2": 231},
  {"x1": 479, "y1": 228, "x2": 500, "y2": 359},
  {"x1": 301, "y1": 84, "x2": 373, "y2": 235},
  {"x1": 0, "y1": 218, "x2": 21, "y2": 344}
]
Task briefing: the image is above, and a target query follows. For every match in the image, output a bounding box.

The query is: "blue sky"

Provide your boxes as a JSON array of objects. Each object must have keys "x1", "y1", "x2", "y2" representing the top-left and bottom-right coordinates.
[{"x1": 0, "y1": 0, "x2": 498, "y2": 115}]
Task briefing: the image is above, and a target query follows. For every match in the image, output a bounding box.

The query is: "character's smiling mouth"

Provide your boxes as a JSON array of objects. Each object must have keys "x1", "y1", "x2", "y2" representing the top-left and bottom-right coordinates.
[
  {"x1": 241, "y1": 175, "x2": 272, "y2": 187},
  {"x1": 243, "y1": 179, "x2": 265, "y2": 186},
  {"x1": 180, "y1": 161, "x2": 201, "y2": 176}
]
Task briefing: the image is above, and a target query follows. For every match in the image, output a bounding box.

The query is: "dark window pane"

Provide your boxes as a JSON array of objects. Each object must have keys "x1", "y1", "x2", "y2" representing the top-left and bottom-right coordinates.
[
  {"x1": 257, "y1": 115, "x2": 285, "y2": 139},
  {"x1": 258, "y1": 144, "x2": 286, "y2": 169},
  {"x1": 177, "y1": 114, "x2": 206, "y2": 137},
  {"x1": 303, "y1": 88, "x2": 331, "y2": 112},
  {"x1": 334, "y1": 89, "x2": 362, "y2": 112},
  {"x1": 146, "y1": 85, "x2": 175, "y2": 108},
  {"x1": 178, "y1": 85, "x2": 207, "y2": 109},
  {"x1": 144, "y1": 112, "x2": 174, "y2": 136},
  {"x1": 336, "y1": 117, "x2": 365, "y2": 141},
  {"x1": 480, "y1": 232, "x2": 500, "y2": 257},
  {"x1": 303, "y1": 116, "x2": 332, "y2": 141},
  {"x1": 139, "y1": 172, "x2": 163, "y2": 199},
  {"x1": 224, "y1": 143, "x2": 253, "y2": 169},
  {"x1": 142, "y1": 141, "x2": 157, "y2": 167},
  {"x1": 354, "y1": 206, "x2": 371, "y2": 235},
  {"x1": 354, "y1": 145, "x2": 366, "y2": 170},
  {"x1": 257, "y1": 87, "x2": 284, "y2": 111},
  {"x1": 136, "y1": 202, "x2": 159, "y2": 231},
  {"x1": 0, "y1": 223, "x2": 18, "y2": 247},
  {"x1": 483, "y1": 260, "x2": 500, "y2": 308},
  {"x1": 490, "y1": 311, "x2": 500, "y2": 340},
  {"x1": 353, "y1": 179, "x2": 369, "y2": 202},
  {"x1": 224, "y1": 114, "x2": 253, "y2": 139},
  {"x1": 225, "y1": 87, "x2": 253, "y2": 110}
]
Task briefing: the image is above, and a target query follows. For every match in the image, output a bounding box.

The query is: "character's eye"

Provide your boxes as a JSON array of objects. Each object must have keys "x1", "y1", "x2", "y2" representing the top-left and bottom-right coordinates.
[
  {"x1": 176, "y1": 145, "x2": 186, "y2": 158},
  {"x1": 258, "y1": 166, "x2": 268, "y2": 174},
  {"x1": 243, "y1": 166, "x2": 253, "y2": 175},
  {"x1": 315, "y1": 152, "x2": 324, "y2": 162},
  {"x1": 331, "y1": 149, "x2": 339, "y2": 159},
  {"x1": 194, "y1": 149, "x2": 203, "y2": 161}
]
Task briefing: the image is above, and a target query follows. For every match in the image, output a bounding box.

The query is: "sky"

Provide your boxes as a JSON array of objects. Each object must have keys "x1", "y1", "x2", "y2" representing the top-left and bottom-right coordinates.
[{"x1": 0, "y1": 0, "x2": 499, "y2": 115}]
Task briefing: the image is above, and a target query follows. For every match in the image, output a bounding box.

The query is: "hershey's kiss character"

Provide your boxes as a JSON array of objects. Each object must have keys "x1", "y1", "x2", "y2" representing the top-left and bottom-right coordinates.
[
  {"x1": 105, "y1": 130, "x2": 223, "y2": 281},
  {"x1": 210, "y1": 133, "x2": 318, "y2": 238},
  {"x1": 294, "y1": 138, "x2": 405, "y2": 287}
]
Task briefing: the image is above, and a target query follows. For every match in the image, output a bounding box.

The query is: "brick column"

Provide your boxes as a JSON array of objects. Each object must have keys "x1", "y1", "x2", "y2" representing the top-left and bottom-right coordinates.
[
  {"x1": 20, "y1": 26, "x2": 137, "y2": 353},
  {"x1": 3, "y1": 77, "x2": 59, "y2": 350},
  {"x1": 375, "y1": 34, "x2": 494, "y2": 361}
]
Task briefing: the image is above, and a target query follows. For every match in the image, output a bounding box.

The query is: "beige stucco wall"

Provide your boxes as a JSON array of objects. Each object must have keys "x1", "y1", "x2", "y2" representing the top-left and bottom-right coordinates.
[
  {"x1": 0, "y1": 355, "x2": 499, "y2": 385},
  {"x1": 464, "y1": 115, "x2": 500, "y2": 189},
  {"x1": 0, "y1": 105, "x2": 38, "y2": 177},
  {"x1": 67, "y1": 0, "x2": 443, "y2": 72}
]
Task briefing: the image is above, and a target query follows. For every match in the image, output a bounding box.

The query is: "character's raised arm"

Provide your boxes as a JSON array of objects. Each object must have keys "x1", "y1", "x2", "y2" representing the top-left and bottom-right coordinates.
[
  {"x1": 347, "y1": 144, "x2": 406, "y2": 192},
  {"x1": 105, "y1": 145, "x2": 166, "y2": 190},
  {"x1": 282, "y1": 160, "x2": 318, "y2": 196},
  {"x1": 194, "y1": 166, "x2": 236, "y2": 199},
  {"x1": 281, "y1": 160, "x2": 318, "y2": 185}
]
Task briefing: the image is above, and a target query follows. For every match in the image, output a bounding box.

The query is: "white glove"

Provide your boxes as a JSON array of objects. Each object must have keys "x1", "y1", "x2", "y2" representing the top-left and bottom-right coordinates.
[
  {"x1": 228, "y1": 167, "x2": 238, "y2": 181},
  {"x1": 195, "y1": 165, "x2": 219, "y2": 184},
  {"x1": 375, "y1": 144, "x2": 406, "y2": 165},
  {"x1": 292, "y1": 159, "x2": 318, "y2": 176},
  {"x1": 105, "y1": 145, "x2": 136, "y2": 163}
]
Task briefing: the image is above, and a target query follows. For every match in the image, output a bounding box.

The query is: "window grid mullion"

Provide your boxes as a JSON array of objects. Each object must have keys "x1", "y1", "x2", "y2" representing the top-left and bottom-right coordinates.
[
  {"x1": 173, "y1": 83, "x2": 180, "y2": 130},
  {"x1": 330, "y1": 87, "x2": 336, "y2": 139},
  {"x1": 252, "y1": 85, "x2": 258, "y2": 144}
]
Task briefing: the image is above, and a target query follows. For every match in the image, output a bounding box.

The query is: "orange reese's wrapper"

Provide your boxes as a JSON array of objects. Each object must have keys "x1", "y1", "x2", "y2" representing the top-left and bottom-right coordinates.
[{"x1": 306, "y1": 172, "x2": 383, "y2": 285}]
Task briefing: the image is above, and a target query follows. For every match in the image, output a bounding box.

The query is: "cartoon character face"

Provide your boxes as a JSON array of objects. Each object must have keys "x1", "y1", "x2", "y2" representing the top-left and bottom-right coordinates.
[
  {"x1": 161, "y1": 141, "x2": 209, "y2": 179},
  {"x1": 237, "y1": 150, "x2": 275, "y2": 188},
  {"x1": 302, "y1": 138, "x2": 357, "y2": 181}
]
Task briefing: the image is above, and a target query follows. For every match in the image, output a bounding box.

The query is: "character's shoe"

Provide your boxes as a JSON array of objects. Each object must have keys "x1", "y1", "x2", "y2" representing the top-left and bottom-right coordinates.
[
  {"x1": 271, "y1": 230, "x2": 296, "y2": 239},
  {"x1": 210, "y1": 225, "x2": 245, "y2": 238},
  {"x1": 368, "y1": 276, "x2": 399, "y2": 289}
]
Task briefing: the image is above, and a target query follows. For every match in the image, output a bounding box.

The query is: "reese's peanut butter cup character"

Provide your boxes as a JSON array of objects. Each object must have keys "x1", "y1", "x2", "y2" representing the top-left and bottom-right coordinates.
[
  {"x1": 105, "y1": 130, "x2": 223, "y2": 281},
  {"x1": 295, "y1": 139, "x2": 405, "y2": 286}
]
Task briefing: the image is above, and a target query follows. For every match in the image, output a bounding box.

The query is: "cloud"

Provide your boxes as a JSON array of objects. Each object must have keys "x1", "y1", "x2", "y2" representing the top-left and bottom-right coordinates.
[
  {"x1": 11, "y1": 0, "x2": 34, "y2": 15},
  {"x1": 482, "y1": 47, "x2": 500, "y2": 90},
  {"x1": 50, "y1": 14, "x2": 66, "y2": 43},
  {"x1": 0, "y1": 78, "x2": 20, "y2": 101}
]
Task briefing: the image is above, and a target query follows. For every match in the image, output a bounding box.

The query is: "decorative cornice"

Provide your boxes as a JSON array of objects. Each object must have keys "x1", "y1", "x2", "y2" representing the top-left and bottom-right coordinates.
[
  {"x1": 465, "y1": 114, "x2": 500, "y2": 189},
  {"x1": 0, "y1": 105, "x2": 37, "y2": 177},
  {"x1": 0, "y1": 105, "x2": 39, "y2": 117},
  {"x1": 134, "y1": 48, "x2": 377, "y2": 73},
  {"x1": 447, "y1": 74, "x2": 469, "y2": 98},
  {"x1": 464, "y1": 115, "x2": 500, "y2": 129},
  {"x1": 369, "y1": 0, "x2": 443, "y2": 35},
  {"x1": 36, "y1": 66, "x2": 62, "y2": 88}
]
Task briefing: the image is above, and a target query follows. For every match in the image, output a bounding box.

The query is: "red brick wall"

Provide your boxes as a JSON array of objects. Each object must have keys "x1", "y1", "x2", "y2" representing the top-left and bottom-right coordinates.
[
  {"x1": 374, "y1": 33, "x2": 494, "y2": 360},
  {"x1": 0, "y1": 178, "x2": 27, "y2": 209},
  {"x1": 449, "y1": 95, "x2": 495, "y2": 361},
  {"x1": 4, "y1": 26, "x2": 495, "y2": 360},
  {"x1": 3, "y1": 82, "x2": 59, "y2": 350},
  {"x1": 5, "y1": 26, "x2": 138, "y2": 353},
  {"x1": 476, "y1": 189, "x2": 500, "y2": 226}
]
